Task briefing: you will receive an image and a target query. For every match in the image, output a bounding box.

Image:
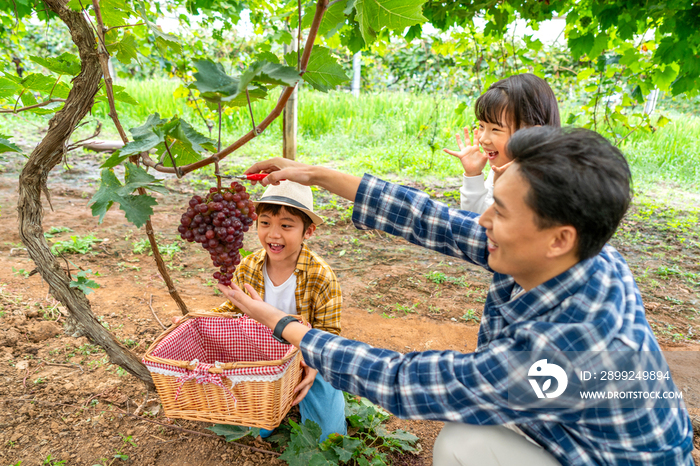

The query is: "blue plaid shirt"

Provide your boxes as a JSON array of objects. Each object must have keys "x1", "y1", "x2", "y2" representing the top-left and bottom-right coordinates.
[{"x1": 300, "y1": 175, "x2": 694, "y2": 465}]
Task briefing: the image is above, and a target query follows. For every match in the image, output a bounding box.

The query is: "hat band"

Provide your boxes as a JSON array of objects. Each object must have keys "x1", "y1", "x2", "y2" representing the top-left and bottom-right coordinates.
[{"x1": 258, "y1": 195, "x2": 312, "y2": 212}]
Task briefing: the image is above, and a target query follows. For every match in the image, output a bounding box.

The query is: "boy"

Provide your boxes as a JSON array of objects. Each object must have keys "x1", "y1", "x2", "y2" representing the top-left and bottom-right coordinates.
[
  {"x1": 223, "y1": 127, "x2": 694, "y2": 465},
  {"x1": 211, "y1": 180, "x2": 346, "y2": 442}
]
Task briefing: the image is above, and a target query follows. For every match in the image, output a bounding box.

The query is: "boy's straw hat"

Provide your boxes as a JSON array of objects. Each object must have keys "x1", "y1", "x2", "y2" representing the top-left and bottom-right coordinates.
[{"x1": 253, "y1": 180, "x2": 323, "y2": 225}]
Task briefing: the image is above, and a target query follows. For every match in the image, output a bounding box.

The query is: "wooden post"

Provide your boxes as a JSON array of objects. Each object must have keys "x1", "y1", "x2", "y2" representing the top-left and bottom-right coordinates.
[
  {"x1": 283, "y1": 42, "x2": 298, "y2": 160},
  {"x1": 352, "y1": 51, "x2": 362, "y2": 98}
]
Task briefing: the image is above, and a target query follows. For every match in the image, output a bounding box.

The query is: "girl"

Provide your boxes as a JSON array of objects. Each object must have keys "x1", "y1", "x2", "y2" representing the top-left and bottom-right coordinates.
[{"x1": 444, "y1": 74, "x2": 561, "y2": 213}]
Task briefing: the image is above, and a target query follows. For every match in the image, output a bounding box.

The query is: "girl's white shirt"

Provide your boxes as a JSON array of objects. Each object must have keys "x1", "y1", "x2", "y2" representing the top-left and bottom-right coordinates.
[
  {"x1": 460, "y1": 169, "x2": 494, "y2": 214},
  {"x1": 262, "y1": 262, "x2": 298, "y2": 315}
]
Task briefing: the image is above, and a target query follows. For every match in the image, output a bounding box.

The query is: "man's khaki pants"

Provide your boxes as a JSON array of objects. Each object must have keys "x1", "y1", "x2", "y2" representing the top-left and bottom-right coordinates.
[{"x1": 433, "y1": 422, "x2": 561, "y2": 466}]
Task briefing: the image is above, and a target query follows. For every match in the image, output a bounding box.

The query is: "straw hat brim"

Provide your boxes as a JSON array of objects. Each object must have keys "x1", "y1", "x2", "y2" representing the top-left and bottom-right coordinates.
[{"x1": 253, "y1": 197, "x2": 324, "y2": 226}]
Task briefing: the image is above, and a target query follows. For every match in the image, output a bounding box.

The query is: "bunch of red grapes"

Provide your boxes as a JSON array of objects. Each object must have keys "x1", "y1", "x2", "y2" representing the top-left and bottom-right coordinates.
[{"x1": 178, "y1": 182, "x2": 257, "y2": 285}]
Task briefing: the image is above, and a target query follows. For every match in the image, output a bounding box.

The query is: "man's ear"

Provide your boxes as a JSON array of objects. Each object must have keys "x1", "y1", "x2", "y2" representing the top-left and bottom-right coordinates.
[
  {"x1": 303, "y1": 223, "x2": 317, "y2": 240},
  {"x1": 547, "y1": 225, "x2": 578, "y2": 260}
]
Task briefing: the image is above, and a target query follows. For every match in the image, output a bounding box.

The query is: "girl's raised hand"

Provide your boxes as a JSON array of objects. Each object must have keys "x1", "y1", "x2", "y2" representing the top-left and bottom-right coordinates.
[{"x1": 443, "y1": 127, "x2": 488, "y2": 177}]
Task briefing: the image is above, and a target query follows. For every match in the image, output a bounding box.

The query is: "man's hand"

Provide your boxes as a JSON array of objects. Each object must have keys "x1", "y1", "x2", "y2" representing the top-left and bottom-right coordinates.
[
  {"x1": 245, "y1": 157, "x2": 362, "y2": 202},
  {"x1": 443, "y1": 127, "x2": 488, "y2": 177},
  {"x1": 217, "y1": 282, "x2": 283, "y2": 329},
  {"x1": 244, "y1": 157, "x2": 316, "y2": 187},
  {"x1": 217, "y1": 282, "x2": 311, "y2": 347},
  {"x1": 292, "y1": 360, "x2": 317, "y2": 406}
]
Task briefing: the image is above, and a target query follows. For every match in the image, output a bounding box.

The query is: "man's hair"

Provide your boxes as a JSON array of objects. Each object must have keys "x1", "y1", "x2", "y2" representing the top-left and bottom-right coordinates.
[
  {"x1": 475, "y1": 74, "x2": 561, "y2": 130},
  {"x1": 256, "y1": 203, "x2": 314, "y2": 232},
  {"x1": 508, "y1": 126, "x2": 632, "y2": 260}
]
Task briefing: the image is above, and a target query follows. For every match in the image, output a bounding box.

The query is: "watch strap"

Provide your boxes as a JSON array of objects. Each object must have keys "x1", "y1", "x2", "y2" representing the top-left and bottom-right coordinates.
[{"x1": 272, "y1": 315, "x2": 299, "y2": 344}]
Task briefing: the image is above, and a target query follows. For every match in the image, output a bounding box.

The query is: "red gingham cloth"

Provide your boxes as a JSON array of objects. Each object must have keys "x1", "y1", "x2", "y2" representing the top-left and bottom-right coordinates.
[{"x1": 143, "y1": 315, "x2": 300, "y2": 378}]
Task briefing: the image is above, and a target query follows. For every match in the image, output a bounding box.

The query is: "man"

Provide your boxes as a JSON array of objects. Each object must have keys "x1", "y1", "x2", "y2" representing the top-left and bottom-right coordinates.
[{"x1": 219, "y1": 127, "x2": 694, "y2": 465}]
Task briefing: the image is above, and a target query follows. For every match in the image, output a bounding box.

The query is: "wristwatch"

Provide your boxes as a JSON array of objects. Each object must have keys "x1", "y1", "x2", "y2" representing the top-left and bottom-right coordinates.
[{"x1": 272, "y1": 315, "x2": 299, "y2": 344}]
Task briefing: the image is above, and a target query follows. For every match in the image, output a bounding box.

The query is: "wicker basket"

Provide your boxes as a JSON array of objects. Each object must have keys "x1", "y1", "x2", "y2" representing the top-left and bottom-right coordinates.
[{"x1": 143, "y1": 311, "x2": 304, "y2": 430}]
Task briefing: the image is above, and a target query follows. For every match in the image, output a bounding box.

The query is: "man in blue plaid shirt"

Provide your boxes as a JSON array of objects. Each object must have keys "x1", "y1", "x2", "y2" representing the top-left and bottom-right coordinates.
[{"x1": 222, "y1": 127, "x2": 695, "y2": 465}]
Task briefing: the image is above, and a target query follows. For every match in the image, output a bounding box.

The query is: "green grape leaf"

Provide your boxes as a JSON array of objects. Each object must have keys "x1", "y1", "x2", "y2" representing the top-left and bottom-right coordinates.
[
  {"x1": 99, "y1": 0, "x2": 130, "y2": 27},
  {"x1": 354, "y1": 0, "x2": 427, "y2": 43},
  {"x1": 190, "y1": 60, "x2": 241, "y2": 103},
  {"x1": 285, "y1": 46, "x2": 348, "y2": 92},
  {"x1": 253, "y1": 51, "x2": 280, "y2": 64},
  {"x1": 136, "y1": 1, "x2": 182, "y2": 53},
  {"x1": 155, "y1": 118, "x2": 216, "y2": 167},
  {"x1": 28, "y1": 53, "x2": 81, "y2": 76},
  {"x1": 302, "y1": 0, "x2": 347, "y2": 37},
  {"x1": 656, "y1": 114, "x2": 670, "y2": 128},
  {"x1": 0, "y1": 77, "x2": 20, "y2": 98},
  {"x1": 568, "y1": 32, "x2": 594, "y2": 60},
  {"x1": 51, "y1": 82, "x2": 72, "y2": 99},
  {"x1": 70, "y1": 270, "x2": 100, "y2": 295},
  {"x1": 107, "y1": 32, "x2": 139, "y2": 65},
  {"x1": 89, "y1": 163, "x2": 164, "y2": 227},
  {"x1": 206, "y1": 425, "x2": 259, "y2": 441},
  {"x1": 101, "y1": 113, "x2": 167, "y2": 167},
  {"x1": 0, "y1": 136, "x2": 22, "y2": 154},
  {"x1": 95, "y1": 84, "x2": 140, "y2": 106},
  {"x1": 239, "y1": 61, "x2": 301, "y2": 89},
  {"x1": 20, "y1": 73, "x2": 57, "y2": 93},
  {"x1": 652, "y1": 63, "x2": 679, "y2": 91},
  {"x1": 331, "y1": 437, "x2": 363, "y2": 462},
  {"x1": 279, "y1": 420, "x2": 338, "y2": 466}
]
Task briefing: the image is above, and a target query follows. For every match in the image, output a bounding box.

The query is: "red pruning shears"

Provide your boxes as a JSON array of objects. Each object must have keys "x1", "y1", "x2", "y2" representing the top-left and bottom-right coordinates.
[{"x1": 232, "y1": 173, "x2": 286, "y2": 182}]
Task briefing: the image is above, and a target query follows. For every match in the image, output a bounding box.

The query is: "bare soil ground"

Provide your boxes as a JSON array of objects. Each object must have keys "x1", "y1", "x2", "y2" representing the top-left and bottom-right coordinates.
[{"x1": 1, "y1": 151, "x2": 699, "y2": 465}]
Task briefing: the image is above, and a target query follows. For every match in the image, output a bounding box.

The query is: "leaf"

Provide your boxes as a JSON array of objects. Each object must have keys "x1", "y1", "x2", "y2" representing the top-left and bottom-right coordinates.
[
  {"x1": 107, "y1": 33, "x2": 139, "y2": 65},
  {"x1": 279, "y1": 419, "x2": 330, "y2": 466},
  {"x1": 190, "y1": 60, "x2": 241, "y2": 103},
  {"x1": 155, "y1": 118, "x2": 216, "y2": 167},
  {"x1": 354, "y1": 0, "x2": 427, "y2": 44},
  {"x1": 0, "y1": 77, "x2": 20, "y2": 98},
  {"x1": 568, "y1": 33, "x2": 594, "y2": 60},
  {"x1": 239, "y1": 61, "x2": 301, "y2": 89},
  {"x1": 542, "y1": 379, "x2": 552, "y2": 391},
  {"x1": 331, "y1": 437, "x2": 363, "y2": 462},
  {"x1": 302, "y1": 0, "x2": 347, "y2": 37},
  {"x1": 652, "y1": 63, "x2": 679, "y2": 92},
  {"x1": 207, "y1": 424, "x2": 259, "y2": 441},
  {"x1": 113, "y1": 113, "x2": 168, "y2": 161},
  {"x1": 0, "y1": 137, "x2": 22, "y2": 154},
  {"x1": 89, "y1": 163, "x2": 164, "y2": 228},
  {"x1": 97, "y1": 0, "x2": 132, "y2": 27},
  {"x1": 20, "y1": 73, "x2": 57, "y2": 93},
  {"x1": 286, "y1": 47, "x2": 349, "y2": 92},
  {"x1": 656, "y1": 115, "x2": 670, "y2": 128},
  {"x1": 29, "y1": 53, "x2": 81, "y2": 76},
  {"x1": 136, "y1": 1, "x2": 182, "y2": 53}
]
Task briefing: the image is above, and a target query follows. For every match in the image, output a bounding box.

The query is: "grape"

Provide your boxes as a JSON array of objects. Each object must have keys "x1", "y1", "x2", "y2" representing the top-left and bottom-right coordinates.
[{"x1": 178, "y1": 183, "x2": 256, "y2": 284}]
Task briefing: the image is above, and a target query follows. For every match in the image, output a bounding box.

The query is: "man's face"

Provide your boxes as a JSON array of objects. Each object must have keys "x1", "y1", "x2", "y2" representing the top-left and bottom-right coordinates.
[{"x1": 478, "y1": 165, "x2": 560, "y2": 287}]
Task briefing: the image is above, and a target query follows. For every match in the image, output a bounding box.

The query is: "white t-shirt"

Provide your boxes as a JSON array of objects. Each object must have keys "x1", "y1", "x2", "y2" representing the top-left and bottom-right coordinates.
[
  {"x1": 460, "y1": 169, "x2": 494, "y2": 214},
  {"x1": 262, "y1": 262, "x2": 298, "y2": 315}
]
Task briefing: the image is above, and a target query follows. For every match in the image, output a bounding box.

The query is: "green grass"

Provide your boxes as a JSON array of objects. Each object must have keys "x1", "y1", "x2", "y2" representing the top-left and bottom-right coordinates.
[{"x1": 3, "y1": 78, "x2": 699, "y2": 193}]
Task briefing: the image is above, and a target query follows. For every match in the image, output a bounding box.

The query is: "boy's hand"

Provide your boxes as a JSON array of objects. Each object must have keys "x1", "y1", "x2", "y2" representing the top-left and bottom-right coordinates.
[
  {"x1": 443, "y1": 127, "x2": 488, "y2": 177},
  {"x1": 292, "y1": 360, "x2": 317, "y2": 406}
]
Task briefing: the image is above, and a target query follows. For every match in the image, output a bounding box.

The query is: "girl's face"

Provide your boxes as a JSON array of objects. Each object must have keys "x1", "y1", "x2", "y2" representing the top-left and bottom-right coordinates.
[{"x1": 477, "y1": 119, "x2": 512, "y2": 169}]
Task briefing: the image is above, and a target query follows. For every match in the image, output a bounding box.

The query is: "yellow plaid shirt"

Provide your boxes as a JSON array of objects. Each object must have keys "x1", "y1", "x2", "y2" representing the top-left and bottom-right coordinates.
[{"x1": 211, "y1": 243, "x2": 342, "y2": 335}]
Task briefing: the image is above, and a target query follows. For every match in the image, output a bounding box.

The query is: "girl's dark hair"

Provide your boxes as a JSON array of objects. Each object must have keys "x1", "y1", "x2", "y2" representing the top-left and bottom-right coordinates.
[
  {"x1": 256, "y1": 203, "x2": 314, "y2": 232},
  {"x1": 508, "y1": 126, "x2": 632, "y2": 260},
  {"x1": 474, "y1": 74, "x2": 561, "y2": 130}
]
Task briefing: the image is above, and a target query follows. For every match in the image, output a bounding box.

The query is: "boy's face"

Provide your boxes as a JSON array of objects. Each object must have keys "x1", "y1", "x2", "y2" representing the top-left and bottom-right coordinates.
[
  {"x1": 477, "y1": 117, "x2": 512, "y2": 169},
  {"x1": 478, "y1": 165, "x2": 576, "y2": 290},
  {"x1": 257, "y1": 206, "x2": 315, "y2": 266}
]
